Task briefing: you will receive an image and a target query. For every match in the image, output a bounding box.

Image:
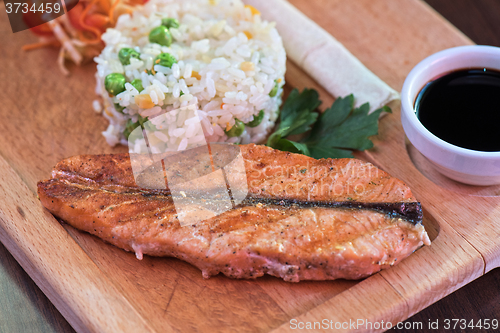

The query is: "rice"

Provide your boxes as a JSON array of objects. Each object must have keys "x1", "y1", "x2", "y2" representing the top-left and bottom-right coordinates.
[{"x1": 94, "y1": 0, "x2": 286, "y2": 149}]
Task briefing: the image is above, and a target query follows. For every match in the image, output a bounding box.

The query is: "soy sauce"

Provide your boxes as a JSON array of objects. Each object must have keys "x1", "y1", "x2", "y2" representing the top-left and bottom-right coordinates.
[{"x1": 415, "y1": 68, "x2": 500, "y2": 152}]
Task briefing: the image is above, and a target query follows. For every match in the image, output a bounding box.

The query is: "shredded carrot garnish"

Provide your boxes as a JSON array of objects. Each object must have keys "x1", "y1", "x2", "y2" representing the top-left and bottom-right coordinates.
[
  {"x1": 277, "y1": 78, "x2": 282, "y2": 83},
  {"x1": 155, "y1": 59, "x2": 161, "y2": 64},
  {"x1": 226, "y1": 122, "x2": 232, "y2": 130},
  {"x1": 23, "y1": 0, "x2": 144, "y2": 73},
  {"x1": 244, "y1": 5, "x2": 260, "y2": 16},
  {"x1": 22, "y1": 40, "x2": 60, "y2": 51},
  {"x1": 78, "y1": 0, "x2": 103, "y2": 44},
  {"x1": 192, "y1": 71, "x2": 202, "y2": 80},
  {"x1": 108, "y1": 0, "x2": 121, "y2": 26},
  {"x1": 220, "y1": 103, "x2": 225, "y2": 109},
  {"x1": 77, "y1": 30, "x2": 100, "y2": 45},
  {"x1": 97, "y1": 0, "x2": 111, "y2": 14}
]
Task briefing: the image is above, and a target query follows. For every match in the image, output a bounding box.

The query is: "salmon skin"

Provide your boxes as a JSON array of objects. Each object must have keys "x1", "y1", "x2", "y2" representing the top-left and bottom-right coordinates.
[{"x1": 37, "y1": 144, "x2": 430, "y2": 282}]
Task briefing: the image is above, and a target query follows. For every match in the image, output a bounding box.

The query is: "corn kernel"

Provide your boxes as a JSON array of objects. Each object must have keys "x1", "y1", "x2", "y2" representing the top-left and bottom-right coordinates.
[{"x1": 191, "y1": 71, "x2": 202, "y2": 80}]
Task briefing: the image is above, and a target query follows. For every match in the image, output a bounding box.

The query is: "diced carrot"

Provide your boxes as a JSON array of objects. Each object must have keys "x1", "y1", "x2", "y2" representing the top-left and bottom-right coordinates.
[
  {"x1": 240, "y1": 61, "x2": 254, "y2": 71},
  {"x1": 135, "y1": 94, "x2": 155, "y2": 109},
  {"x1": 242, "y1": 31, "x2": 253, "y2": 39},
  {"x1": 244, "y1": 5, "x2": 260, "y2": 16},
  {"x1": 192, "y1": 71, "x2": 202, "y2": 80}
]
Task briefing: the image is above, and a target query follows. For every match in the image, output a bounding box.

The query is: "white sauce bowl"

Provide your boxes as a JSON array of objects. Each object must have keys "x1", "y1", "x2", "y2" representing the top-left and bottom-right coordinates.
[{"x1": 401, "y1": 45, "x2": 500, "y2": 186}]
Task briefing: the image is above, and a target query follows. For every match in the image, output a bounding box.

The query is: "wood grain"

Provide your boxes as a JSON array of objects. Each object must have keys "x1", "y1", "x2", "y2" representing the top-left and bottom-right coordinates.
[
  {"x1": 0, "y1": 0, "x2": 499, "y2": 332},
  {"x1": 0, "y1": 156, "x2": 157, "y2": 333},
  {"x1": 409, "y1": 267, "x2": 500, "y2": 326}
]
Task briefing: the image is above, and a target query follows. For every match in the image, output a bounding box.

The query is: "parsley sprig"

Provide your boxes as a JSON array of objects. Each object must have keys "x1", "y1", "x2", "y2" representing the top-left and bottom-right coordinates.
[{"x1": 266, "y1": 88, "x2": 391, "y2": 158}]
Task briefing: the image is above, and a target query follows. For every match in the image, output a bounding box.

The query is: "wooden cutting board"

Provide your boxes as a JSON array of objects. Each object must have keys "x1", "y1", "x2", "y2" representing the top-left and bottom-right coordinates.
[{"x1": 0, "y1": 0, "x2": 498, "y2": 332}]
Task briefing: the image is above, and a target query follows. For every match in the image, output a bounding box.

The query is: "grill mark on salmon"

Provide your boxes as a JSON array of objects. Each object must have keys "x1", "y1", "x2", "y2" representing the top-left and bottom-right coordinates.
[
  {"x1": 240, "y1": 197, "x2": 423, "y2": 224},
  {"x1": 37, "y1": 144, "x2": 430, "y2": 282}
]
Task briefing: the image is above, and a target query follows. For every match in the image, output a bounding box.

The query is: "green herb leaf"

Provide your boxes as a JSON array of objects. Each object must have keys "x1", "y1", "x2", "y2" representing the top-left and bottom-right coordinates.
[
  {"x1": 266, "y1": 89, "x2": 390, "y2": 159},
  {"x1": 266, "y1": 127, "x2": 288, "y2": 148},
  {"x1": 302, "y1": 95, "x2": 388, "y2": 158},
  {"x1": 273, "y1": 138, "x2": 310, "y2": 156},
  {"x1": 278, "y1": 88, "x2": 320, "y2": 136},
  {"x1": 307, "y1": 145, "x2": 353, "y2": 159}
]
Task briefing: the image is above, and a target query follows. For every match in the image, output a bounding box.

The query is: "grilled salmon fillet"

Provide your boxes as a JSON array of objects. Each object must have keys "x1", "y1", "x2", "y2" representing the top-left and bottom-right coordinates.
[{"x1": 37, "y1": 144, "x2": 430, "y2": 282}]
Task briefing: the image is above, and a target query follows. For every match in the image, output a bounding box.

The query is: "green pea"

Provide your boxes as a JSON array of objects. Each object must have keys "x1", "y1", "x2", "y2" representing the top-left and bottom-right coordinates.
[
  {"x1": 123, "y1": 120, "x2": 138, "y2": 140},
  {"x1": 130, "y1": 79, "x2": 143, "y2": 92},
  {"x1": 162, "y1": 18, "x2": 180, "y2": 29},
  {"x1": 104, "y1": 73, "x2": 126, "y2": 96},
  {"x1": 269, "y1": 80, "x2": 279, "y2": 97},
  {"x1": 118, "y1": 47, "x2": 140, "y2": 66},
  {"x1": 246, "y1": 110, "x2": 264, "y2": 127},
  {"x1": 123, "y1": 115, "x2": 147, "y2": 139},
  {"x1": 225, "y1": 119, "x2": 245, "y2": 137},
  {"x1": 149, "y1": 26, "x2": 172, "y2": 46},
  {"x1": 154, "y1": 53, "x2": 177, "y2": 68},
  {"x1": 114, "y1": 103, "x2": 125, "y2": 113}
]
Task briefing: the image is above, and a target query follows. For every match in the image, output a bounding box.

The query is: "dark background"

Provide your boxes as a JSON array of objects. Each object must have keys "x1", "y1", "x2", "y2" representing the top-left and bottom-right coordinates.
[{"x1": 1, "y1": 0, "x2": 500, "y2": 332}]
